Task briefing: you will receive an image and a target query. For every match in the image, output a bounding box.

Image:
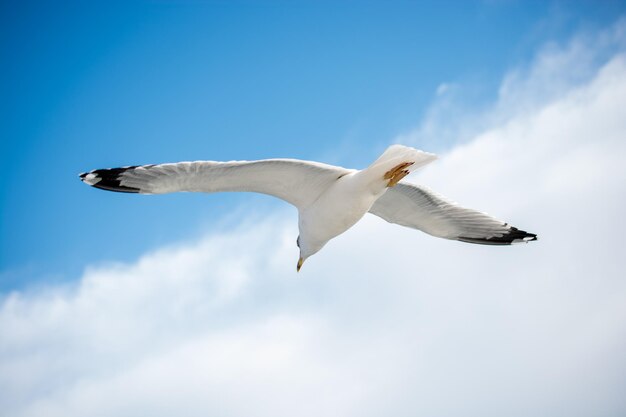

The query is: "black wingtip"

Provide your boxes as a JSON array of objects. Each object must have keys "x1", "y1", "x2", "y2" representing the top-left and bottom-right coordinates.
[
  {"x1": 79, "y1": 166, "x2": 141, "y2": 193},
  {"x1": 459, "y1": 226, "x2": 538, "y2": 246}
]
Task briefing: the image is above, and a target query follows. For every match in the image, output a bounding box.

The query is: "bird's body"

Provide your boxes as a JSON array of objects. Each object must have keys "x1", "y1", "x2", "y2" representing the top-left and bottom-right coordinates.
[
  {"x1": 298, "y1": 172, "x2": 369, "y2": 255},
  {"x1": 80, "y1": 144, "x2": 537, "y2": 270},
  {"x1": 297, "y1": 145, "x2": 438, "y2": 259}
]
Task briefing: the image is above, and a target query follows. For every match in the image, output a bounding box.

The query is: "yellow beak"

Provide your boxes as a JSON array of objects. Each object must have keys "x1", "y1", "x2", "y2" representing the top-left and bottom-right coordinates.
[{"x1": 297, "y1": 257, "x2": 304, "y2": 272}]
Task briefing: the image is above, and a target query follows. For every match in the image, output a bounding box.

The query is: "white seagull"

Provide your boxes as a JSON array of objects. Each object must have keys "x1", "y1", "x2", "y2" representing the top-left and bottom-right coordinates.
[{"x1": 80, "y1": 144, "x2": 537, "y2": 271}]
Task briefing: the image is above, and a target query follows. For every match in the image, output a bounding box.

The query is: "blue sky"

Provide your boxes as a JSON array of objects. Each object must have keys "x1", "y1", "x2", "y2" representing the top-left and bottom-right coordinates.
[
  {"x1": 3, "y1": 2, "x2": 626, "y2": 417},
  {"x1": 2, "y1": 0, "x2": 624, "y2": 289}
]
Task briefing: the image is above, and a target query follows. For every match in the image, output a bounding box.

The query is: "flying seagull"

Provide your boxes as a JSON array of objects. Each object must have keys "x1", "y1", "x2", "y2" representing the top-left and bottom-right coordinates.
[{"x1": 80, "y1": 144, "x2": 537, "y2": 271}]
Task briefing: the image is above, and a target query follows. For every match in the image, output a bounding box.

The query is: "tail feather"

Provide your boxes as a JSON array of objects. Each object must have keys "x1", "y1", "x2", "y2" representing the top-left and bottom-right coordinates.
[
  {"x1": 366, "y1": 145, "x2": 437, "y2": 186},
  {"x1": 369, "y1": 144, "x2": 437, "y2": 172}
]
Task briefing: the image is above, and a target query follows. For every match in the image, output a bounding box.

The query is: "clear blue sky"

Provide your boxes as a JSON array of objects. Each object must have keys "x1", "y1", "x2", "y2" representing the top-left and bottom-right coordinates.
[{"x1": 1, "y1": 0, "x2": 624, "y2": 290}]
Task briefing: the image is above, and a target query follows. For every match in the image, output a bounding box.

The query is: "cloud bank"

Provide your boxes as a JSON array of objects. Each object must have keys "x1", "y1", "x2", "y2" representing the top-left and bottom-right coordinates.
[{"x1": 2, "y1": 22, "x2": 626, "y2": 417}]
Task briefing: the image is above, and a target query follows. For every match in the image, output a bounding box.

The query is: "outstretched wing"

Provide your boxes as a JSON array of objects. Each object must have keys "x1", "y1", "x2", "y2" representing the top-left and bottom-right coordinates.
[
  {"x1": 369, "y1": 183, "x2": 537, "y2": 245},
  {"x1": 80, "y1": 159, "x2": 352, "y2": 209}
]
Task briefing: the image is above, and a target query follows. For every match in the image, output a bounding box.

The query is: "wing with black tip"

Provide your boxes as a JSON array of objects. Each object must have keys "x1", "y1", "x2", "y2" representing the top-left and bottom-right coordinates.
[
  {"x1": 80, "y1": 159, "x2": 351, "y2": 209},
  {"x1": 369, "y1": 183, "x2": 537, "y2": 245}
]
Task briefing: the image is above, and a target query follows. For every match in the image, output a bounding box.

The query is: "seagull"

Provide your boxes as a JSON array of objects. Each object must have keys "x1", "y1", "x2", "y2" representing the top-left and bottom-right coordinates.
[{"x1": 80, "y1": 144, "x2": 537, "y2": 271}]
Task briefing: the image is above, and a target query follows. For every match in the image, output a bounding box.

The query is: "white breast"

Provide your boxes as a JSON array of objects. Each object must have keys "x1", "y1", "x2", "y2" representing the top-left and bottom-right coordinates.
[{"x1": 298, "y1": 172, "x2": 386, "y2": 246}]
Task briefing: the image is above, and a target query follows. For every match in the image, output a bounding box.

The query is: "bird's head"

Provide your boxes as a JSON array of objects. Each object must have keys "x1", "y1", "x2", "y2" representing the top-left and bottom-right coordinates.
[{"x1": 296, "y1": 235, "x2": 326, "y2": 272}]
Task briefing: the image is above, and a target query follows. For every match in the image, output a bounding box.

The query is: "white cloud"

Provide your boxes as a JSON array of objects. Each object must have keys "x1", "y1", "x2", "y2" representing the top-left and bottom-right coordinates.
[
  {"x1": 400, "y1": 17, "x2": 626, "y2": 153},
  {"x1": 435, "y1": 82, "x2": 453, "y2": 96},
  {"x1": 2, "y1": 22, "x2": 626, "y2": 417}
]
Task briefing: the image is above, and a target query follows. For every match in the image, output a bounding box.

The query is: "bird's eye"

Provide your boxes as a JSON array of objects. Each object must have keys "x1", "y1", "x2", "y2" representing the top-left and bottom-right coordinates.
[{"x1": 296, "y1": 236, "x2": 300, "y2": 248}]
